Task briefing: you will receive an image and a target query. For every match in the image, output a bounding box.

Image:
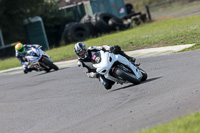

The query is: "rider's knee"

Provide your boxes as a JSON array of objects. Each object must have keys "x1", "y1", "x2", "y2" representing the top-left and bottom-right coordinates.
[
  {"x1": 104, "y1": 84, "x2": 112, "y2": 90},
  {"x1": 23, "y1": 68, "x2": 29, "y2": 74},
  {"x1": 99, "y1": 75, "x2": 115, "y2": 90}
]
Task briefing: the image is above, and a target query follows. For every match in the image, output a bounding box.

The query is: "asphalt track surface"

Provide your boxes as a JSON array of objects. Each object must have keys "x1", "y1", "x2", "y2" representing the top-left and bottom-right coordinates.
[{"x1": 0, "y1": 50, "x2": 200, "y2": 133}]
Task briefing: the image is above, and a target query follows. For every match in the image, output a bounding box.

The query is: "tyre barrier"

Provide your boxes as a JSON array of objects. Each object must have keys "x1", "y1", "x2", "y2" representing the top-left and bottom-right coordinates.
[
  {"x1": 91, "y1": 12, "x2": 117, "y2": 33},
  {"x1": 80, "y1": 15, "x2": 92, "y2": 24},
  {"x1": 126, "y1": 3, "x2": 134, "y2": 14},
  {"x1": 108, "y1": 17, "x2": 128, "y2": 30},
  {"x1": 80, "y1": 15, "x2": 96, "y2": 37},
  {"x1": 63, "y1": 12, "x2": 146, "y2": 44},
  {"x1": 63, "y1": 22, "x2": 90, "y2": 43},
  {"x1": 133, "y1": 18, "x2": 140, "y2": 25}
]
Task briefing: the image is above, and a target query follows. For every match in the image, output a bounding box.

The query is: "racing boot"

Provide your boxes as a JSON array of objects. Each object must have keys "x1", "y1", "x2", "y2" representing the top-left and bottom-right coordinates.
[
  {"x1": 120, "y1": 51, "x2": 140, "y2": 66},
  {"x1": 99, "y1": 75, "x2": 115, "y2": 90},
  {"x1": 23, "y1": 67, "x2": 32, "y2": 74}
]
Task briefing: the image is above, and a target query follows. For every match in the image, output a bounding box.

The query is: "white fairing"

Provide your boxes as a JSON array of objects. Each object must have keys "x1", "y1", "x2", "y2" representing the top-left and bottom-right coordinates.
[
  {"x1": 93, "y1": 51, "x2": 143, "y2": 84},
  {"x1": 25, "y1": 47, "x2": 51, "y2": 70}
]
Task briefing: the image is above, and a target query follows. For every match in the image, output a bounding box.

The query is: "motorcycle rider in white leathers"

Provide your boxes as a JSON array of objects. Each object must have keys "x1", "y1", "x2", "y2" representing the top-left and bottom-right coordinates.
[
  {"x1": 15, "y1": 43, "x2": 40, "y2": 74},
  {"x1": 74, "y1": 42, "x2": 137, "y2": 89}
]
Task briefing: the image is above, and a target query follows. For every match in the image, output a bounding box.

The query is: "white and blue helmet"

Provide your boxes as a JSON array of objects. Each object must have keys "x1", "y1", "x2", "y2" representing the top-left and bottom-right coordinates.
[{"x1": 74, "y1": 42, "x2": 88, "y2": 59}]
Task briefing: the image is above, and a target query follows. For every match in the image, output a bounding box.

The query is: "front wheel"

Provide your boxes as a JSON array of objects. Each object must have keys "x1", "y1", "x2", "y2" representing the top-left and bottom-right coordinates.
[
  {"x1": 138, "y1": 68, "x2": 147, "y2": 81},
  {"x1": 114, "y1": 67, "x2": 141, "y2": 84},
  {"x1": 43, "y1": 58, "x2": 59, "y2": 71}
]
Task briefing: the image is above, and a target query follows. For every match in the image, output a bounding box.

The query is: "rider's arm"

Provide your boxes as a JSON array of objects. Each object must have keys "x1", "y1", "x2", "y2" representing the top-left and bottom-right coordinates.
[
  {"x1": 78, "y1": 61, "x2": 89, "y2": 73},
  {"x1": 78, "y1": 61, "x2": 99, "y2": 78},
  {"x1": 102, "y1": 45, "x2": 111, "y2": 51},
  {"x1": 16, "y1": 54, "x2": 27, "y2": 70},
  {"x1": 89, "y1": 45, "x2": 123, "y2": 53},
  {"x1": 15, "y1": 49, "x2": 30, "y2": 68},
  {"x1": 15, "y1": 52, "x2": 25, "y2": 64},
  {"x1": 32, "y1": 44, "x2": 40, "y2": 48},
  {"x1": 25, "y1": 44, "x2": 40, "y2": 48},
  {"x1": 88, "y1": 45, "x2": 111, "y2": 52},
  {"x1": 17, "y1": 57, "x2": 28, "y2": 71},
  {"x1": 17, "y1": 56, "x2": 26, "y2": 65}
]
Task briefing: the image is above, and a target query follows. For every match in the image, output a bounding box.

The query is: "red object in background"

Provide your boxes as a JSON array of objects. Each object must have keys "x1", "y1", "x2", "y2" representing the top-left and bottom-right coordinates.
[{"x1": 112, "y1": 5, "x2": 116, "y2": 8}]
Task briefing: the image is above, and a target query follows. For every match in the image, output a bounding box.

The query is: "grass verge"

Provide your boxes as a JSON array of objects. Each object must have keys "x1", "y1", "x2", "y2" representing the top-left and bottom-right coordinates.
[
  {"x1": 179, "y1": 43, "x2": 200, "y2": 52},
  {"x1": 1, "y1": 14, "x2": 200, "y2": 71},
  {"x1": 136, "y1": 111, "x2": 200, "y2": 133}
]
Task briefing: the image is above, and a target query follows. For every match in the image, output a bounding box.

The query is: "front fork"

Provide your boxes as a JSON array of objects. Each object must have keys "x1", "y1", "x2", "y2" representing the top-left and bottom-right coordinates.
[
  {"x1": 39, "y1": 56, "x2": 51, "y2": 70},
  {"x1": 115, "y1": 55, "x2": 142, "y2": 79}
]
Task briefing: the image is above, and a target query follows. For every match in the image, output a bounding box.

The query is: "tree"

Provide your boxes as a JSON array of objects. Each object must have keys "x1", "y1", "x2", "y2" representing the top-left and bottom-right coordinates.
[{"x1": 0, "y1": 0, "x2": 66, "y2": 45}]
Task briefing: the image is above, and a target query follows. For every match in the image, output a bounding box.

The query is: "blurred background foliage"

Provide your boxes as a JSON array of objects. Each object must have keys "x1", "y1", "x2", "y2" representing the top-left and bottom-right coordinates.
[
  {"x1": 0, "y1": 0, "x2": 164, "y2": 46},
  {"x1": 0, "y1": 0, "x2": 198, "y2": 47},
  {"x1": 125, "y1": 0, "x2": 165, "y2": 11},
  {"x1": 0, "y1": 0, "x2": 72, "y2": 46}
]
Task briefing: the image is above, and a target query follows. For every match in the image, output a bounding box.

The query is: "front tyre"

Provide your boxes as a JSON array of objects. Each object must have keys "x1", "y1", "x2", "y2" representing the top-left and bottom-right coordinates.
[
  {"x1": 115, "y1": 67, "x2": 141, "y2": 84},
  {"x1": 138, "y1": 68, "x2": 147, "y2": 81},
  {"x1": 43, "y1": 58, "x2": 59, "y2": 71}
]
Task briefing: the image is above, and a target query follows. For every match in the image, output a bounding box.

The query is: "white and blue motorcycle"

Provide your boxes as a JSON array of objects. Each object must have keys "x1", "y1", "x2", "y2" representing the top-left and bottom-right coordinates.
[
  {"x1": 92, "y1": 50, "x2": 147, "y2": 85},
  {"x1": 25, "y1": 47, "x2": 59, "y2": 73}
]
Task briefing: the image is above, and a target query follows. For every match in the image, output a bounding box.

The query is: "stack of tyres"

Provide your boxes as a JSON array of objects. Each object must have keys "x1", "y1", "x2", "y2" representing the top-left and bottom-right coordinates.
[
  {"x1": 63, "y1": 12, "x2": 129, "y2": 44},
  {"x1": 63, "y1": 22, "x2": 90, "y2": 43},
  {"x1": 91, "y1": 12, "x2": 116, "y2": 33},
  {"x1": 108, "y1": 17, "x2": 130, "y2": 30},
  {"x1": 80, "y1": 15, "x2": 96, "y2": 37}
]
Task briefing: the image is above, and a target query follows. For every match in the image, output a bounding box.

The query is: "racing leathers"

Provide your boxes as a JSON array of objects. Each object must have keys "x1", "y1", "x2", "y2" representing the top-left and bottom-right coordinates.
[
  {"x1": 15, "y1": 44, "x2": 40, "y2": 74},
  {"x1": 77, "y1": 45, "x2": 136, "y2": 90}
]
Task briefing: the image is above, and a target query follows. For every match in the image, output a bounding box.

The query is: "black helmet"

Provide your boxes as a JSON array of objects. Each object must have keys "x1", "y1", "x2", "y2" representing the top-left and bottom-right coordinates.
[{"x1": 74, "y1": 42, "x2": 88, "y2": 59}]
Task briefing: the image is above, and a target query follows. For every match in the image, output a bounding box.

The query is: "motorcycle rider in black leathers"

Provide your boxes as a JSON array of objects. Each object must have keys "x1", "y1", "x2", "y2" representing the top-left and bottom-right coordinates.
[
  {"x1": 74, "y1": 42, "x2": 137, "y2": 90},
  {"x1": 15, "y1": 43, "x2": 40, "y2": 74}
]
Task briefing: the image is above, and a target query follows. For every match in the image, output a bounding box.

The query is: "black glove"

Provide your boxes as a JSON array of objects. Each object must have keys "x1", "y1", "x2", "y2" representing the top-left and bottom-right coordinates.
[{"x1": 101, "y1": 47, "x2": 107, "y2": 52}]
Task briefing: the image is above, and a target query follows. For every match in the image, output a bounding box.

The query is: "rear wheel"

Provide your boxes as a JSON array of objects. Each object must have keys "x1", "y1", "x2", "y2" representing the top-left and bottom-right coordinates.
[
  {"x1": 44, "y1": 68, "x2": 50, "y2": 73},
  {"x1": 43, "y1": 58, "x2": 59, "y2": 71},
  {"x1": 115, "y1": 67, "x2": 141, "y2": 84}
]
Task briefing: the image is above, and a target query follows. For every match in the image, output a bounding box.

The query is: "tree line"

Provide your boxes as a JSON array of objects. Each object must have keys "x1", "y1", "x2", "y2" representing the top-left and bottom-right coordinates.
[{"x1": 0, "y1": 0, "x2": 70, "y2": 46}]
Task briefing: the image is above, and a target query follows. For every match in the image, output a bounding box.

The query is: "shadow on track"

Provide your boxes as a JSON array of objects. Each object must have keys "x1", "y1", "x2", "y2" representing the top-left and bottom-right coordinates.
[
  {"x1": 111, "y1": 77, "x2": 162, "y2": 92},
  {"x1": 143, "y1": 76, "x2": 162, "y2": 83},
  {"x1": 111, "y1": 84, "x2": 135, "y2": 92},
  {"x1": 32, "y1": 67, "x2": 70, "y2": 77}
]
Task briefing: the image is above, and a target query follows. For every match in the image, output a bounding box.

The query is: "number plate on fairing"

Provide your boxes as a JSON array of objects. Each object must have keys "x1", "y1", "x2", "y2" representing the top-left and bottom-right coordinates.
[{"x1": 92, "y1": 52, "x2": 101, "y2": 64}]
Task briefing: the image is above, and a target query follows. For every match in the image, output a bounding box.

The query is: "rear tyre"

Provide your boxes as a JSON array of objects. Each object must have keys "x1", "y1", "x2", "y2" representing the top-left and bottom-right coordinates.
[
  {"x1": 45, "y1": 68, "x2": 50, "y2": 73},
  {"x1": 43, "y1": 58, "x2": 59, "y2": 71},
  {"x1": 115, "y1": 67, "x2": 140, "y2": 84}
]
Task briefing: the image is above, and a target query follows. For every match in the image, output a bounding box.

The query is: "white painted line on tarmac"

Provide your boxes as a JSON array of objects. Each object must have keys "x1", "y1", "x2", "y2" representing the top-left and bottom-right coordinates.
[
  {"x1": 126, "y1": 44, "x2": 195, "y2": 57},
  {"x1": 0, "y1": 67, "x2": 22, "y2": 74}
]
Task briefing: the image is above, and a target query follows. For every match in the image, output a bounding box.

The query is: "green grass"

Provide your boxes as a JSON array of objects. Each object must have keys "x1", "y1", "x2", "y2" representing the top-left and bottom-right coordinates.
[
  {"x1": 1, "y1": 14, "x2": 200, "y2": 70},
  {"x1": 136, "y1": 112, "x2": 200, "y2": 133},
  {"x1": 150, "y1": 0, "x2": 200, "y2": 20},
  {"x1": 179, "y1": 43, "x2": 200, "y2": 52},
  {"x1": 0, "y1": 57, "x2": 20, "y2": 70}
]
